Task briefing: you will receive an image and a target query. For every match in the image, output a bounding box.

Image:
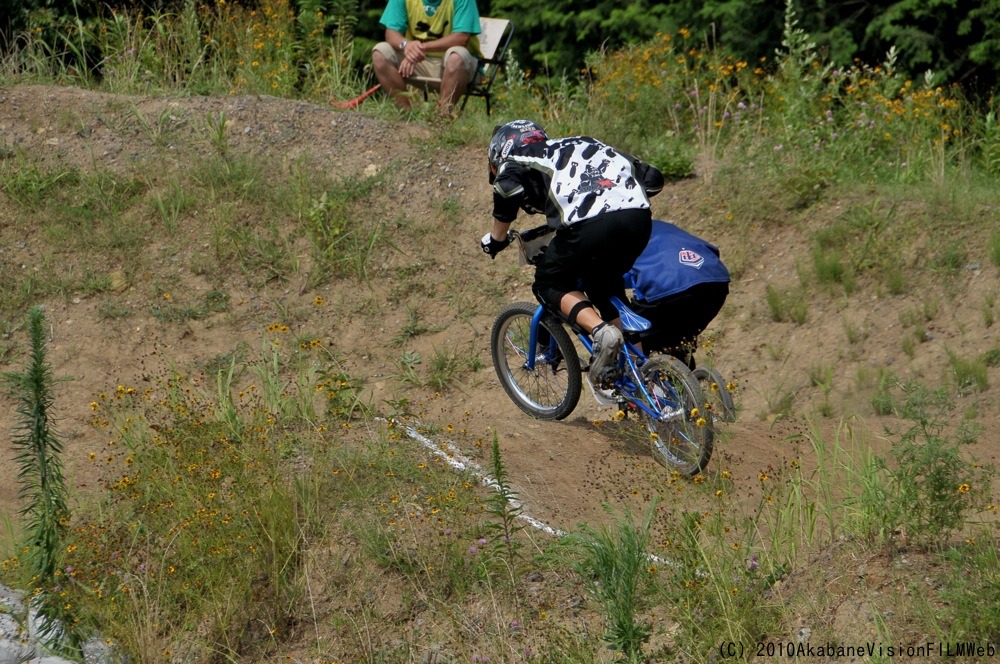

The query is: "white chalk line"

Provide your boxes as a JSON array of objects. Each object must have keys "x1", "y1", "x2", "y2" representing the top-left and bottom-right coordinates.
[
  {"x1": 383, "y1": 418, "x2": 565, "y2": 536},
  {"x1": 381, "y1": 418, "x2": 678, "y2": 567}
]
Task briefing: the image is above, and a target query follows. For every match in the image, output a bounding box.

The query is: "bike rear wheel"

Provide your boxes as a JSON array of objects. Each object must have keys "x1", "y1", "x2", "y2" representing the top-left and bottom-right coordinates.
[
  {"x1": 640, "y1": 357, "x2": 714, "y2": 476},
  {"x1": 692, "y1": 366, "x2": 736, "y2": 423},
  {"x1": 491, "y1": 302, "x2": 582, "y2": 420}
]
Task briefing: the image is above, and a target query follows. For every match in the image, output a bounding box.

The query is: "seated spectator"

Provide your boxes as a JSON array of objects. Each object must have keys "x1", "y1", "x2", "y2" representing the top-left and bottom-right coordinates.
[{"x1": 371, "y1": 0, "x2": 482, "y2": 116}]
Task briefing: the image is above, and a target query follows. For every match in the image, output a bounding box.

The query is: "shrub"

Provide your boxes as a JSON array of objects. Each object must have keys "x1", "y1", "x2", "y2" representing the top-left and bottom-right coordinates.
[{"x1": 855, "y1": 382, "x2": 993, "y2": 550}]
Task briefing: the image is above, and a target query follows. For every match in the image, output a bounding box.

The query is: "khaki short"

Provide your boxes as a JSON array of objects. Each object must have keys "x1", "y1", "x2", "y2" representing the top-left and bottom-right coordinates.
[{"x1": 372, "y1": 41, "x2": 479, "y2": 82}]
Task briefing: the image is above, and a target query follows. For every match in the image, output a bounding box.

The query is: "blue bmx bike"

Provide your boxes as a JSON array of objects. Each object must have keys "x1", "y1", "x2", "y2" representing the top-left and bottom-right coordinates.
[{"x1": 489, "y1": 226, "x2": 719, "y2": 476}]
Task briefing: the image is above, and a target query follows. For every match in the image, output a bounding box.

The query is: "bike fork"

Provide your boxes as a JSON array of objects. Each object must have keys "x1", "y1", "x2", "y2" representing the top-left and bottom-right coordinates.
[{"x1": 522, "y1": 305, "x2": 565, "y2": 371}]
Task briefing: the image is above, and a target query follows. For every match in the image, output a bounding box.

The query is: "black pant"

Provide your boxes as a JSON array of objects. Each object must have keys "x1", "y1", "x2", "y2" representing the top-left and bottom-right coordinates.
[
  {"x1": 532, "y1": 208, "x2": 652, "y2": 323},
  {"x1": 629, "y1": 281, "x2": 729, "y2": 362}
]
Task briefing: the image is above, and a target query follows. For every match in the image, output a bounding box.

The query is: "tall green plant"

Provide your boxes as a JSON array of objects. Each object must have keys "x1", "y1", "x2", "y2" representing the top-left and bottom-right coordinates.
[
  {"x1": 774, "y1": 0, "x2": 832, "y2": 127},
  {"x1": 570, "y1": 502, "x2": 657, "y2": 661},
  {"x1": 5, "y1": 306, "x2": 80, "y2": 654},
  {"x1": 483, "y1": 430, "x2": 524, "y2": 564}
]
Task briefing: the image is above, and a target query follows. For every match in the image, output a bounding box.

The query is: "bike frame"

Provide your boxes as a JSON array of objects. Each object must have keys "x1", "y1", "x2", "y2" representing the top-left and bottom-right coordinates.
[{"x1": 522, "y1": 303, "x2": 685, "y2": 423}]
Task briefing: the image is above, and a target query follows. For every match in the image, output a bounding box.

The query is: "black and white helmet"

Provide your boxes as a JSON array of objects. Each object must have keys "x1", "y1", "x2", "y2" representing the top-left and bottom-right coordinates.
[{"x1": 488, "y1": 120, "x2": 547, "y2": 173}]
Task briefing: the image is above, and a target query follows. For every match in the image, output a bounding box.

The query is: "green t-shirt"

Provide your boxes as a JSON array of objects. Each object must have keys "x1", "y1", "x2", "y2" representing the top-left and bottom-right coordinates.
[{"x1": 379, "y1": 0, "x2": 481, "y2": 39}]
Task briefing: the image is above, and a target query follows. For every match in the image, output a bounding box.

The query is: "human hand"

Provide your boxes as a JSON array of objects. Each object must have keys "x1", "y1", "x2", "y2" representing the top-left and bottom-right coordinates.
[
  {"x1": 405, "y1": 40, "x2": 426, "y2": 62},
  {"x1": 399, "y1": 56, "x2": 416, "y2": 78},
  {"x1": 398, "y1": 41, "x2": 425, "y2": 78},
  {"x1": 481, "y1": 232, "x2": 510, "y2": 259}
]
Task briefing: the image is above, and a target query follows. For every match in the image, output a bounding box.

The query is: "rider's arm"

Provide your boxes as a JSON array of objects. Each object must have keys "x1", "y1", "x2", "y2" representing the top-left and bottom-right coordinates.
[
  {"x1": 490, "y1": 219, "x2": 512, "y2": 242},
  {"x1": 492, "y1": 163, "x2": 525, "y2": 227}
]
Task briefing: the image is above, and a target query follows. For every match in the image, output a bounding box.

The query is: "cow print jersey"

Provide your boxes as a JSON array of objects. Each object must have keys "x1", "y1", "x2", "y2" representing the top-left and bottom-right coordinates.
[{"x1": 492, "y1": 136, "x2": 655, "y2": 228}]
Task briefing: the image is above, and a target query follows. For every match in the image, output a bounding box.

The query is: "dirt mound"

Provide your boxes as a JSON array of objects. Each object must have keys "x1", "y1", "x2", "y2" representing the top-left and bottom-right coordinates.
[{"x1": 2, "y1": 82, "x2": 998, "y2": 521}]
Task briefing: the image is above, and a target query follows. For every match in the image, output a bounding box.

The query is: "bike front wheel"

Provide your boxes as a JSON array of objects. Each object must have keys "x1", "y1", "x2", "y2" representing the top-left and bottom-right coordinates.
[
  {"x1": 640, "y1": 357, "x2": 714, "y2": 476},
  {"x1": 491, "y1": 302, "x2": 582, "y2": 420}
]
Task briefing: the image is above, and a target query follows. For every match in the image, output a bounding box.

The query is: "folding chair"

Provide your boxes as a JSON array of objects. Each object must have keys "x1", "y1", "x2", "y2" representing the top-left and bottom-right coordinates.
[{"x1": 461, "y1": 17, "x2": 514, "y2": 115}]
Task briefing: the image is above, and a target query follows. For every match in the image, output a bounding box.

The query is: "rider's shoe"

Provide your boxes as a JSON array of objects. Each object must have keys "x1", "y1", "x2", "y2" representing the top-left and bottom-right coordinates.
[{"x1": 589, "y1": 322, "x2": 623, "y2": 388}]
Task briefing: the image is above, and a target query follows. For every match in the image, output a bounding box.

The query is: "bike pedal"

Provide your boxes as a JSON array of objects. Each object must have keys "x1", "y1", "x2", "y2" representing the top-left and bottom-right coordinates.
[{"x1": 594, "y1": 368, "x2": 620, "y2": 389}]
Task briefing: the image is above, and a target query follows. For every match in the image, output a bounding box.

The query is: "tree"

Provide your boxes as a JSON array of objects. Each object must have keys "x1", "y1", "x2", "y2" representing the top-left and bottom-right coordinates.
[
  {"x1": 481, "y1": 0, "x2": 1000, "y2": 92},
  {"x1": 866, "y1": 0, "x2": 1000, "y2": 91}
]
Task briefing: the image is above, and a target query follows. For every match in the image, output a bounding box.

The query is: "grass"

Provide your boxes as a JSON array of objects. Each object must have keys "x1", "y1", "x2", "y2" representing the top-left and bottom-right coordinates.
[
  {"x1": 149, "y1": 288, "x2": 230, "y2": 323},
  {"x1": 3, "y1": 307, "x2": 79, "y2": 655},
  {"x1": 1, "y1": 3, "x2": 999, "y2": 660},
  {"x1": 947, "y1": 348, "x2": 990, "y2": 394},
  {"x1": 568, "y1": 504, "x2": 656, "y2": 660},
  {"x1": 14, "y1": 367, "x2": 988, "y2": 663},
  {"x1": 392, "y1": 306, "x2": 439, "y2": 346},
  {"x1": 765, "y1": 284, "x2": 808, "y2": 325},
  {"x1": 150, "y1": 178, "x2": 198, "y2": 236}
]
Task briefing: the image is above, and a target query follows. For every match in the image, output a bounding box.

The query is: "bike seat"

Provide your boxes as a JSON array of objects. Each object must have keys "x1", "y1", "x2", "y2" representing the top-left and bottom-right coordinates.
[{"x1": 610, "y1": 296, "x2": 652, "y2": 333}]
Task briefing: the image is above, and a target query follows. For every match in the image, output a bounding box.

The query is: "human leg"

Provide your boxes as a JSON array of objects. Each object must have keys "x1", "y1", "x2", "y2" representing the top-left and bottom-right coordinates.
[
  {"x1": 438, "y1": 53, "x2": 469, "y2": 114},
  {"x1": 531, "y1": 226, "x2": 599, "y2": 329},
  {"x1": 532, "y1": 222, "x2": 631, "y2": 386},
  {"x1": 438, "y1": 46, "x2": 477, "y2": 114},
  {"x1": 632, "y1": 282, "x2": 730, "y2": 361},
  {"x1": 579, "y1": 210, "x2": 652, "y2": 320},
  {"x1": 372, "y1": 43, "x2": 410, "y2": 107}
]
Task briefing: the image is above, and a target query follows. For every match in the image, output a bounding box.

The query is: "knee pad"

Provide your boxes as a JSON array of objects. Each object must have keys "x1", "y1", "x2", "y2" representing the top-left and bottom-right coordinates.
[{"x1": 566, "y1": 300, "x2": 594, "y2": 327}]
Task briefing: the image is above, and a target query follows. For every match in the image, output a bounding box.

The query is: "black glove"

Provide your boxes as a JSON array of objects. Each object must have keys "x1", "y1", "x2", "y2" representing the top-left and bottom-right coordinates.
[{"x1": 481, "y1": 232, "x2": 511, "y2": 259}]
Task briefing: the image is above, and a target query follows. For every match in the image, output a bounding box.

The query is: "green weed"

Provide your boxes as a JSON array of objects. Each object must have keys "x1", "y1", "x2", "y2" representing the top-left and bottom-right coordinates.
[
  {"x1": 939, "y1": 535, "x2": 1000, "y2": 640},
  {"x1": 883, "y1": 265, "x2": 908, "y2": 295},
  {"x1": 65, "y1": 370, "x2": 315, "y2": 660},
  {"x1": 764, "y1": 385, "x2": 796, "y2": 419},
  {"x1": 657, "y1": 507, "x2": 782, "y2": 660},
  {"x1": 97, "y1": 298, "x2": 132, "y2": 321},
  {"x1": 0, "y1": 157, "x2": 79, "y2": 207},
  {"x1": 931, "y1": 243, "x2": 968, "y2": 275},
  {"x1": 300, "y1": 176, "x2": 388, "y2": 284},
  {"x1": 393, "y1": 350, "x2": 422, "y2": 388},
  {"x1": 392, "y1": 306, "x2": 439, "y2": 345},
  {"x1": 765, "y1": 284, "x2": 808, "y2": 324},
  {"x1": 871, "y1": 368, "x2": 896, "y2": 416},
  {"x1": 482, "y1": 431, "x2": 525, "y2": 566},
  {"x1": 569, "y1": 503, "x2": 657, "y2": 661},
  {"x1": 3, "y1": 307, "x2": 80, "y2": 655},
  {"x1": 982, "y1": 348, "x2": 1000, "y2": 367},
  {"x1": 128, "y1": 102, "x2": 183, "y2": 146},
  {"x1": 218, "y1": 215, "x2": 298, "y2": 285},
  {"x1": 843, "y1": 318, "x2": 867, "y2": 346},
  {"x1": 437, "y1": 195, "x2": 463, "y2": 225},
  {"x1": 808, "y1": 363, "x2": 835, "y2": 417},
  {"x1": 946, "y1": 348, "x2": 989, "y2": 394},
  {"x1": 79, "y1": 272, "x2": 112, "y2": 296},
  {"x1": 812, "y1": 245, "x2": 852, "y2": 290},
  {"x1": 854, "y1": 381, "x2": 993, "y2": 549},
  {"x1": 426, "y1": 345, "x2": 462, "y2": 392},
  {"x1": 150, "y1": 178, "x2": 198, "y2": 236},
  {"x1": 202, "y1": 110, "x2": 231, "y2": 162},
  {"x1": 149, "y1": 289, "x2": 230, "y2": 323}
]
